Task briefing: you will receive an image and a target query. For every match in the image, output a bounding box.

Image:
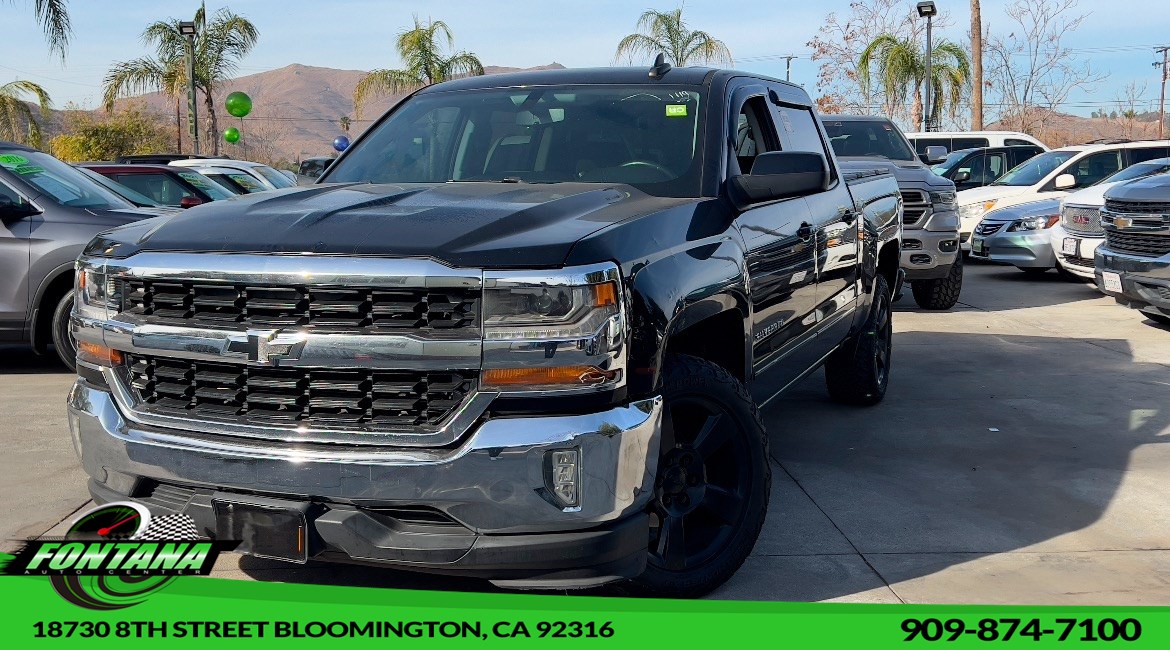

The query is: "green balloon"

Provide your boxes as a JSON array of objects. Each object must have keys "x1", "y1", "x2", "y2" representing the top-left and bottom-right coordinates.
[
  {"x1": 223, "y1": 127, "x2": 240, "y2": 143},
  {"x1": 225, "y1": 91, "x2": 252, "y2": 118}
]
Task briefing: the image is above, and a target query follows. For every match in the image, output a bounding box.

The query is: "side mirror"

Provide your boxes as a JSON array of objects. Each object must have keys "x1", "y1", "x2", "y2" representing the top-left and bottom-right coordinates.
[
  {"x1": 0, "y1": 195, "x2": 39, "y2": 221},
  {"x1": 179, "y1": 196, "x2": 204, "y2": 209},
  {"x1": 924, "y1": 146, "x2": 949, "y2": 164},
  {"x1": 728, "y1": 151, "x2": 829, "y2": 210},
  {"x1": 1053, "y1": 173, "x2": 1077, "y2": 190},
  {"x1": 952, "y1": 170, "x2": 971, "y2": 183}
]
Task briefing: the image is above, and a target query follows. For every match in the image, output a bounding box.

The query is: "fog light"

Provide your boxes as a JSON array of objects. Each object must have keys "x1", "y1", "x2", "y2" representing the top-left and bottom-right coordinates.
[
  {"x1": 909, "y1": 254, "x2": 932, "y2": 265},
  {"x1": 939, "y1": 239, "x2": 958, "y2": 252},
  {"x1": 547, "y1": 449, "x2": 581, "y2": 508}
]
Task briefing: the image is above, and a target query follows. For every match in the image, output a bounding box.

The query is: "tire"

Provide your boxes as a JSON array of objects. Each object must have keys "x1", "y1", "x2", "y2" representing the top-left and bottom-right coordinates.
[
  {"x1": 1018, "y1": 267, "x2": 1049, "y2": 277},
  {"x1": 911, "y1": 254, "x2": 963, "y2": 310},
  {"x1": 628, "y1": 354, "x2": 770, "y2": 598},
  {"x1": 825, "y1": 275, "x2": 892, "y2": 406},
  {"x1": 51, "y1": 290, "x2": 77, "y2": 372}
]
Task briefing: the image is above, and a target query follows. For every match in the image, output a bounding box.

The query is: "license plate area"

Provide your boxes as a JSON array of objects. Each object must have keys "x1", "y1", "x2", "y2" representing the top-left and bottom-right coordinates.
[
  {"x1": 213, "y1": 496, "x2": 311, "y2": 563},
  {"x1": 972, "y1": 238, "x2": 987, "y2": 255},
  {"x1": 1102, "y1": 271, "x2": 1123, "y2": 293},
  {"x1": 1063, "y1": 237, "x2": 1078, "y2": 256}
]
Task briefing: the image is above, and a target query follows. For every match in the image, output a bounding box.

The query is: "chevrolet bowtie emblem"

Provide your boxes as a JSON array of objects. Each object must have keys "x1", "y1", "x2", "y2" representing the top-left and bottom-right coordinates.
[
  {"x1": 1113, "y1": 217, "x2": 1133, "y2": 229},
  {"x1": 226, "y1": 329, "x2": 306, "y2": 365}
]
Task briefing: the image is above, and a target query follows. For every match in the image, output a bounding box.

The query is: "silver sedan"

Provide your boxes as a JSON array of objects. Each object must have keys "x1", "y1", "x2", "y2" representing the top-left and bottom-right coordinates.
[{"x1": 969, "y1": 198, "x2": 1062, "y2": 275}]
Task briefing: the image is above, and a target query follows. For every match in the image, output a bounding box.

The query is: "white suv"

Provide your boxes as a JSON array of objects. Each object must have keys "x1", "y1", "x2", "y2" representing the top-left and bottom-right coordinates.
[{"x1": 956, "y1": 140, "x2": 1170, "y2": 250}]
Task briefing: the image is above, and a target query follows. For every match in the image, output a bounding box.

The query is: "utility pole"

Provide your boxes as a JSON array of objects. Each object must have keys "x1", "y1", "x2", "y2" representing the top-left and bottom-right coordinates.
[
  {"x1": 782, "y1": 55, "x2": 796, "y2": 82},
  {"x1": 179, "y1": 21, "x2": 200, "y2": 155},
  {"x1": 1157, "y1": 46, "x2": 1169, "y2": 140},
  {"x1": 971, "y1": 0, "x2": 984, "y2": 130}
]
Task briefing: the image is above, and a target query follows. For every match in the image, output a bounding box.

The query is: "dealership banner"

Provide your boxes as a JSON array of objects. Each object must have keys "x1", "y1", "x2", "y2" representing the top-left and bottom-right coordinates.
[{"x1": 0, "y1": 556, "x2": 1165, "y2": 648}]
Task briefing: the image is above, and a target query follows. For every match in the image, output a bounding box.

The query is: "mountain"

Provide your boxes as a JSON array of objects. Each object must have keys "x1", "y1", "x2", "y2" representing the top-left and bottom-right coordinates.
[
  {"x1": 115, "y1": 62, "x2": 566, "y2": 163},
  {"x1": 988, "y1": 108, "x2": 1165, "y2": 148}
]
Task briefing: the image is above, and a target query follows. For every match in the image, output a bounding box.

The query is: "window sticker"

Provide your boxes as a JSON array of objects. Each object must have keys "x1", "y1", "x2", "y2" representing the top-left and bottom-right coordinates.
[
  {"x1": 13, "y1": 165, "x2": 44, "y2": 175},
  {"x1": 0, "y1": 154, "x2": 30, "y2": 168},
  {"x1": 178, "y1": 172, "x2": 211, "y2": 189},
  {"x1": 666, "y1": 104, "x2": 688, "y2": 117},
  {"x1": 229, "y1": 173, "x2": 262, "y2": 190}
]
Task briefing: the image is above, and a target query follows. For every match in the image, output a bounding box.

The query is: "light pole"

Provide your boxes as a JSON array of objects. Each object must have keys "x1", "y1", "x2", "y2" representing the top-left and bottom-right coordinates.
[
  {"x1": 179, "y1": 20, "x2": 199, "y2": 155},
  {"x1": 917, "y1": 1, "x2": 937, "y2": 132}
]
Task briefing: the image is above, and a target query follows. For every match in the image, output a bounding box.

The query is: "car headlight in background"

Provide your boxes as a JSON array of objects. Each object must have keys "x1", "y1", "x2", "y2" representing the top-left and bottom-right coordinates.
[
  {"x1": 481, "y1": 263, "x2": 626, "y2": 393},
  {"x1": 929, "y1": 191, "x2": 957, "y2": 210},
  {"x1": 959, "y1": 200, "x2": 998, "y2": 221},
  {"x1": 1007, "y1": 214, "x2": 1060, "y2": 231}
]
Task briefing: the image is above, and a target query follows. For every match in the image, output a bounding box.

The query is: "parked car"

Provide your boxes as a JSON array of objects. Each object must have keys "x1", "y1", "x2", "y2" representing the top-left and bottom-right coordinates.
[
  {"x1": 278, "y1": 169, "x2": 298, "y2": 184},
  {"x1": 170, "y1": 158, "x2": 296, "y2": 190},
  {"x1": 1095, "y1": 173, "x2": 1170, "y2": 325},
  {"x1": 183, "y1": 165, "x2": 265, "y2": 194},
  {"x1": 69, "y1": 65, "x2": 903, "y2": 597},
  {"x1": 80, "y1": 164, "x2": 235, "y2": 208},
  {"x1": 824, "y1": 115, "x2": 963, "y2": 309},
  {"x1": 116, "y1": 153, "x2": 209, "y2": 165},
  {"x1": 0, "y1": 142, "x2": 171, "y2": 368},
  {"x1": 932, "y1": 145, "x2": 1046, "y2": 190},
  {"x1": 74, "y1": 166, "x2": 171, "y2": 209},
  {"x1": 1050, "y1": 157, "x2": 1170, "y2": 280},
  {"x1": 956, "y1": 140, "x2": 1170, "y2": 251},
  {"x1": 298, "y1": 156, "x2": 334, "y2": 180},
  {"x1": 905, "y1": 130, "x2": 1048, "y2": 157},
  {"x1": 969, "y1": 199, "x2": 1061, "y2": 274}
]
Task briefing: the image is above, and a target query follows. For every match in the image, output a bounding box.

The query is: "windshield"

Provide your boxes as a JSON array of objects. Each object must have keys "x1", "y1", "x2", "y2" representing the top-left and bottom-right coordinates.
[
  {"x1": 991, "y1": 150, "x2": 1077, "y2": 186},
  {"x1": 822, "y1": 119, "x2": 916, "y2": 161},
  {"x1": 175, "y1": 170, "x2": 234, "y2": 199},
  {"x1": 0, "y1": 150, "x2": 133, "y2": 209},
  {"x1": 1099, "y1": 159, "x2": 1170, "y2": 184},
  {"x1": 324, "y1": 85, "x2": 706, "y2": 198},
  {"x1": 75, "y1": 167, "x2": 160, "y2": 206},
  {"x1": 932, "y1": 150, "x2": 974, "y2": 176},
  {"x1": 252, "y1": 165, "x2": 295, "y2": 188}
]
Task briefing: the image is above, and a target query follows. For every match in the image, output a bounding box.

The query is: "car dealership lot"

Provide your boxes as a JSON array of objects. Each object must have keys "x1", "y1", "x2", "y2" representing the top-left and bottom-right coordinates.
[{"x1": 3, "y1": 262, "x2": 1169, "y2": 604}]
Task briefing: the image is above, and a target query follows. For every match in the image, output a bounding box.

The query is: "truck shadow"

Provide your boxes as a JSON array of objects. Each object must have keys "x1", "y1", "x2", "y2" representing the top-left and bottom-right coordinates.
[
  {"x1": 0, "y1": 345, "x2": 70, "y2": 375},
  {"x1": 235, "y1": 330, "x2": 1169, "y2": 602}
]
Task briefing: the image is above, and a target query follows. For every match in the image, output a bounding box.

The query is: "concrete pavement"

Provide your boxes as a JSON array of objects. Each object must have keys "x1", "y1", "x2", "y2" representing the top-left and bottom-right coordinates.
[{"x1": 4, "y1": 262, "x2": 1169, "y2": 603}]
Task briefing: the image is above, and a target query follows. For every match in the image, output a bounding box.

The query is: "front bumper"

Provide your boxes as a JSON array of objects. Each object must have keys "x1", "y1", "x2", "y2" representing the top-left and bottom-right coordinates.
[
  {"x1": 901, "y1": 227, "x2": 960, "y2": 280},
  {"x1": 970, "y1": 222, "x2": 1056, "y2": 268},
  {"x1": 1095, "y1": 247, "x2": 1170, "y2": 320},
  {"x1": 68, "y1": 378, "x2": 662, "y2": 587},
  {"x1": 1049, "y1": 223, "x2": 1103, "y2": 280}
]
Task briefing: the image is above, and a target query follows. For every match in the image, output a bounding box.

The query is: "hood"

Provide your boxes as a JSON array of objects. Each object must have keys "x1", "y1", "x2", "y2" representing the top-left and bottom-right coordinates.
[
  {"x1": 980, "y1": 198, "x2": 1062, "y2": 222},
  {"x1": 1103, "y1": 172, "x2": 1170, "y2": 202},
  {"x1": 1062, "y1": 180, "x2": 1124, "y2": 208},
  {"x1": 88, "y1": 181, "x2": 693, "y2": 268},
  {"x1": 957, "y1": 184, "x2": 1031, "y2": 206},
  {"x1": 837, "y1": 158, "x2": 955, "y2": 191}
]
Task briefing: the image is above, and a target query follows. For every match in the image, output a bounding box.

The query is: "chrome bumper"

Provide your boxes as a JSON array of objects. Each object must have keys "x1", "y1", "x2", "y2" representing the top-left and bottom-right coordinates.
[{"x1": 68, "y1": 379, "x2": 662, "y2": 535}]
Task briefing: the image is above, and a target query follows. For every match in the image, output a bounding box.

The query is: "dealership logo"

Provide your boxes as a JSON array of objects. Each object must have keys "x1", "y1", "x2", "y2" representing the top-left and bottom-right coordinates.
[{"x1": 1, "y1": 503, "x2": 235, "y2": 610}]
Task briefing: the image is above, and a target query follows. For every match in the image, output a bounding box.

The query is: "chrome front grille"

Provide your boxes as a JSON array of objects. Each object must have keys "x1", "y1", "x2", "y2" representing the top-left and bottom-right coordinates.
[
  {"x1": 121, "y1": 279, "x2": 478, "y2": 332},
  {"x1": 1061, "y1": 205, "x2": 1103, "y2": 235},
  {"x1": 975, "y1": 221, "x2": 1004, "y2": 236},
  {"x1": 1104, "y1": 230, "x2": 1170, "y2": 258},
  {"x1": 1104, "y1": 199, "x2": 1170, "y2": 215},
  {"x1": 901, "y1": 190, "x2": 930, "y2": 226},
  {"x1": 125, "y1": 354, "x2": 477, "y2": 431}
]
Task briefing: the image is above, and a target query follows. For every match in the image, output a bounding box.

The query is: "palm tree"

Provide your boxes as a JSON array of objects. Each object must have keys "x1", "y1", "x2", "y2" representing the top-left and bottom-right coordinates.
[
  {"x1": 105, "y1": 2, "x2": 258, "y2": 156},
  {"x1": 339, "y1": 115, "x2": 351, "y2": 134},
  {"x1": 613, "y1": 6, "x2": 732, "y2": 67},
  {"x1": 0, "y1": 80, "x2": 52, "y2": 148},
  {"x1": 5, "y1": 0, "x2": 71, "y2": 58},
  {"x1": 102, "y1": 57, "x2": 188, "y2": 152},
  {"x1": 353, "y1": 17, "x2": 483, "y2": 118},
  {"x1": 858, "y1": 34, "x2": 970, "y2": 130},
  {"x1": 971, "y1": 0, "x2": 984, "y2": 130}
]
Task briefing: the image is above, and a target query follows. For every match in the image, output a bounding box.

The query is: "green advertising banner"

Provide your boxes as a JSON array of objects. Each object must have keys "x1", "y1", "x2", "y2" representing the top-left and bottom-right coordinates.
[{"x1": 0, "y1": 560, "x2": 1167, "y2": 648}]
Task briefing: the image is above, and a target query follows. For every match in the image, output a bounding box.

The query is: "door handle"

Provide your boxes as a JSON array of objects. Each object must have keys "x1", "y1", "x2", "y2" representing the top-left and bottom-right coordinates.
[{"x1": 797, "y1": 221, "x2": 813, "y2": 240}]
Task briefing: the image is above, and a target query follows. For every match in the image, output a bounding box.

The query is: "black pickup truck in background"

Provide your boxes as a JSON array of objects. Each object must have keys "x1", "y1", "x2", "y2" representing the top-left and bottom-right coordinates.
[{"x1": 68, "y1": 64, "x2": 902, "y2": 596}]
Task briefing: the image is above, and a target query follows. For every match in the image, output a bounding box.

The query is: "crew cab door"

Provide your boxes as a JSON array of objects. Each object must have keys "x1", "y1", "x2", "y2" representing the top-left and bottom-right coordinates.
[
  {"x1": 727, "y1": 87, "x2": 820, "y2": 401},
  {"x1": 0, "y1": 176, "x2": 35, "y2": 334},
  {"x1": 768, "y1": 96, "x2": 862, "y2": 350}
]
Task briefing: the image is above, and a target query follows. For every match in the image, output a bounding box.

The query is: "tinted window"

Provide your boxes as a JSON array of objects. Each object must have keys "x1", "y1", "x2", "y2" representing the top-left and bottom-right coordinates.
[
  {"x1": 992, "y1": 150, "x2": 1077, "y2": 186},
  {"x1": 1098, "y1": 158, "x2": 1170, "y2": 184},
  {"x1": 733, "y1": 97, "x2": 778, "y2": 174},
  {"x1": 986, "y1": 152, "x2": 1007, "y2": 180},
  {"x1": 953, "y1": 137, "x2": 989, "y2": 150},
  {"x1": 909, "y1": 137, "x2": 950, "y2": 154},
  {"x1": 1064, "y1": 151, "x2": 1121, "y2": 188},
  {"x1": 0, "y1": 179, "x2": 31, "y2": 208},
  {"x1": 109, "y1": 173, "x2": 194, "y2": 206},
  {"x1": 1128, "y1": 147, "x2": 1170, "y2": 164},
  {"x1": 1004, "y1": 138, "x2": 1034, "y2": 147},
  {"x1": 326, "y1": 85, "x2": 707, "y2": 198},
  {"x1": 823, "y1": 119, "x2": 916, "y2": 161},
  {"x1": 0, "y1": 149, "x2": 132, "y2": 210}
]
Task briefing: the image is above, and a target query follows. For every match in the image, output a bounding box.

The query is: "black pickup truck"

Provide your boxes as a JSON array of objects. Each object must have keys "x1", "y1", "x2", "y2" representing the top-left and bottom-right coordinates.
[{"x1": 68, "y1": 65, "x2": 901, "y2": 596}]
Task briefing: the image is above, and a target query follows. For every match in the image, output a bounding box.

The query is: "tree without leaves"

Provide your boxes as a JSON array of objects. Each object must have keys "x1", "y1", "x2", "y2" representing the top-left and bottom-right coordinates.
[
  {"x1": 0, "y1": 80, "x2": 52, "y2": 148},
  {"x1": 353, "y1": 16, "x2": 484, "y2": 118},
  {"x1": 613, "y1": 6, "x2": 732, "y2": 67},
  {"x1": 859, "y1": 35, "x2": 971, "y2": 130}
]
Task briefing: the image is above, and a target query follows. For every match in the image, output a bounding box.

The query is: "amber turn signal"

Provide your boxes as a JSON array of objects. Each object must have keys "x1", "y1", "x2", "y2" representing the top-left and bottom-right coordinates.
[
  {"x1": 483, "y1": 366, "x2": 618, "y2": 387},
  {"x1": 593, "y1": 281, "x2": 618, "y2": 307},
  {"x1": 77, "y1": 341, "x2": 123, "y2": 367}
]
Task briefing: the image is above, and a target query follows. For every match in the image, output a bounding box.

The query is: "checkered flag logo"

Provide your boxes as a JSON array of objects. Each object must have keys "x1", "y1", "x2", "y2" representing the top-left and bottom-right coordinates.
[{"x1": 133, "y1": 514, "x2": 202, "y2": 540}]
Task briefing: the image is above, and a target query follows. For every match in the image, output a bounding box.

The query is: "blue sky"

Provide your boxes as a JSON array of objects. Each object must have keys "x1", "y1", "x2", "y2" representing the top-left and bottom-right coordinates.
[{"x1": 2, "y1": 0, "x2": 1168, "y2": 117}]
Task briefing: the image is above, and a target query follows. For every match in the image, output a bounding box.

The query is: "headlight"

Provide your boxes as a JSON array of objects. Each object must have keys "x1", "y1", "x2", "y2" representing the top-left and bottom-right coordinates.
[
  {"x1": 929, "y1": 191, "x2": 957, "y2": 209},
  {"x1": 481, "y1": 263, "x2": 626, "y2": 393},
  {"x1": 1008, "y1": 215, "x2": 1060, "y2": 231},
  {"x1": 75, "y1": 259, "x2": 118, "y2": 321},
  {"x1": 924, "y1": 210, "x2": 959, "y2": 232},
  {"x1": 959, "y1": 200, "x2": 997, "y2": 220}
]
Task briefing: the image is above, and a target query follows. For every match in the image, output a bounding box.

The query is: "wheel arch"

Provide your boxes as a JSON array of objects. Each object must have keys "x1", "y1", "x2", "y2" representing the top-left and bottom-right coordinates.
[{"x1": 30, "y1": 263, "x2": 75, "y2": 353}]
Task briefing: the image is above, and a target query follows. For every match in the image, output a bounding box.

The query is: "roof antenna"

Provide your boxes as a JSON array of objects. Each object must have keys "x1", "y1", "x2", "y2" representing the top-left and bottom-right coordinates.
[{"x1": 649, "y1": 53, "x2": 672, "y2": 79}]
